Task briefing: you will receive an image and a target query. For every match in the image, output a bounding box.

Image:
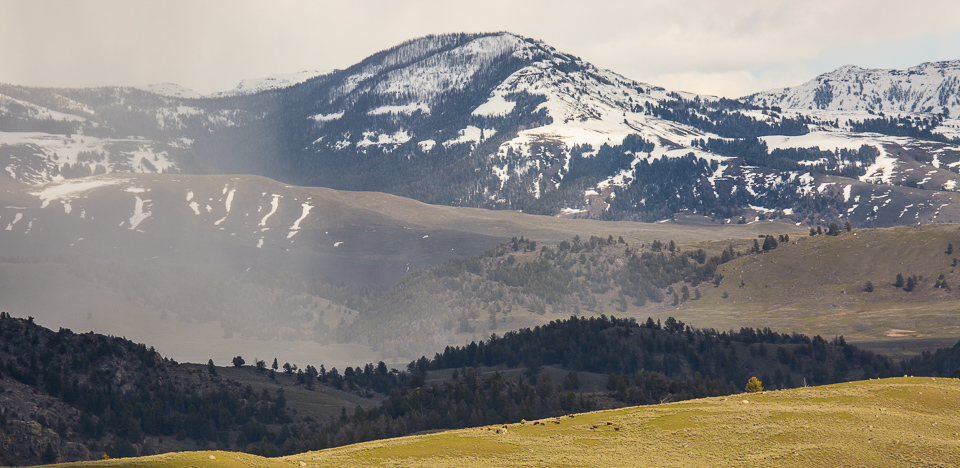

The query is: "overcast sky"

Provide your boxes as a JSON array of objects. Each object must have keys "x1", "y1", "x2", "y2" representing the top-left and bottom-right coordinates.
[{"x1": 2, "y1": 0, "x2": 959, "y2": 98}]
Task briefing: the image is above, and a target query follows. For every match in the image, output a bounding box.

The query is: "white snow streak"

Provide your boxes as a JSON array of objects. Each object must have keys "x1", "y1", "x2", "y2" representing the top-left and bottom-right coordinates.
[
  {"x1": 5, "y1": 213, "x2": 22, "y2": 231},
  {"x1": 259, "y1": 194, "x2": 280, "y2": 226},
  {"x1": 128, "y1": 196, "x2": 151, "y2": 230},
  {"x1": 32, "y1": 178, "x2": 122, "y2": 208},
  {"x1": 287, "y1": 203, "x2": 313, "y2": 239}
]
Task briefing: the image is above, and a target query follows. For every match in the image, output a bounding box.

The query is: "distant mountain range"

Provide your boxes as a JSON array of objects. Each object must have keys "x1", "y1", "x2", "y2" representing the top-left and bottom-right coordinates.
[
  {"x1": 139, "y1": 70, "x2": 330, "y2": 99},
  {"x1": 2, "y1": 32, "x2": 960, "y2": 227},
  {"x1": 745, "y1": 60, "x2": 960, "y2": 116}
]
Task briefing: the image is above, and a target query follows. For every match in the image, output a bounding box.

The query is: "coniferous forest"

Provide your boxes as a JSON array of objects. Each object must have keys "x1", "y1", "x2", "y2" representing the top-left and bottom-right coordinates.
[{"x1": 3, "y1": 310, "x2": 959, "y2": 464}]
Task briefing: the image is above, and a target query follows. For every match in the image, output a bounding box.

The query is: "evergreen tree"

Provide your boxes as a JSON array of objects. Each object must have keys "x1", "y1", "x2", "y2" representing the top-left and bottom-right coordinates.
[
  {"x1": 895, "y1": 273, "x2": 904, "y2": 288},
  {"x1": 207, "y1": 359, "x2": 217, "y2": 376},
  {"x1": 745, "y1": 376, "x2": 764, "y2": 393},
  {"x1": 904, "y1": 275, "x2": 917, "y2": 292}
]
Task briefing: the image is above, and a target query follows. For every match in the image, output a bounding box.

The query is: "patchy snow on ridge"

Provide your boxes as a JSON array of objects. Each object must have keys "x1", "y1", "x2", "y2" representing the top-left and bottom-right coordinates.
[
  {"x1": 357, "y1": 130, "x2": 412, "y2": 151},
  {"x1": 368, "y1": 103, "x2": 430, "y2": 116},
  {"x1": 138, "y1": 83, "x2": 204, "y2": 99},
  {"x1": 0, "y1": 131, "x2": 177, "y2": 185},
  {"x1": 0, "y1": 94, "x2": 88, "y2": 122},
  {"x1": 444, "y1": 126, "x2": 495, "y2": 147},
  {"x1": 418, "y1": 140, "x2": 436, "y2": 152},
  {"x1": 472, "y1": 95, "x2": 516, "y2": 117},
  {"x1": 745, "y1": 60, "x2": 960, "y2": 116},
  {"x1": 760, "y1": 131, "x2": 900, "y2": 184},
  {"x1": 311, "y1": 112, "x2": 344, "y2": 122},
  {"x1": 31, "y1": 178, "x2": 123, "y2": 208},
  {"x1": 367, "y1": 34, "x2": 529, "y2": 102}
]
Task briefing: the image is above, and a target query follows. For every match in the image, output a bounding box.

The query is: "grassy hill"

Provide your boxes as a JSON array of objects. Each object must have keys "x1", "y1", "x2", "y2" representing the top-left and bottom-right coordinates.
[
  {"x1": 678, "y1": 224, "x2": 960, "y2": 355},
  {"x1": 0, "y1": 172, "x2": 802, "y2": 368},
  {"x1": 38, "y1": 377, "x2": 960, "y2": 467},
  {"x1": 323, "y1": 223, "x2": 960, "y2": 361}
]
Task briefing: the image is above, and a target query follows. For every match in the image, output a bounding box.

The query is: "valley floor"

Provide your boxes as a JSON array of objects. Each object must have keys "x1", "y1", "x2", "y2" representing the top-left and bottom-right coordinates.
[{"x1": 39, "y1": 377, "x2": 960, "y2": 467}]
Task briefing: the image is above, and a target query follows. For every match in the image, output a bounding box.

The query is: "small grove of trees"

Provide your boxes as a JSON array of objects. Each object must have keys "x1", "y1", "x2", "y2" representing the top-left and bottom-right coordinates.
[
  {"x1": 934, "y1": 274, "x2": 951, "y2": 290},
  {"x1": 895, "y1": 273, "x2": 919, "y2": 292},
  {"x1": 807, "y1": 222, "x2": 850, "y2": 237}
]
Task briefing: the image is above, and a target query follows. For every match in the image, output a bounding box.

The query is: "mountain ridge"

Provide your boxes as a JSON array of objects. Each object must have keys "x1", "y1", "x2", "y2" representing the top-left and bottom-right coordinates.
[
  {"x1": 2, "y1": 33, "x2": 960, "y2": 228},
  {"x1": 745, "y1": 59, "x2": 960, "y2": 116}
]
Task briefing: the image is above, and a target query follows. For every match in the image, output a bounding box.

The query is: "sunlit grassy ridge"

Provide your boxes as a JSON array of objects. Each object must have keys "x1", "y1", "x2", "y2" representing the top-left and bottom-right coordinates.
[
  {"x1": 681, "y1": 224, "x2": 960, "y2": 350},
  {"x1": 40, "y1": 377, "x2": 960, "y2": 467}
]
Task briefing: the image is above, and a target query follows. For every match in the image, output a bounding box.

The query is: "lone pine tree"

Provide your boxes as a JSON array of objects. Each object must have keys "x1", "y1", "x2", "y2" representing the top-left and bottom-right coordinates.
[{"x1": 745, "y1": 376, "x2": 764, "y2": 393}]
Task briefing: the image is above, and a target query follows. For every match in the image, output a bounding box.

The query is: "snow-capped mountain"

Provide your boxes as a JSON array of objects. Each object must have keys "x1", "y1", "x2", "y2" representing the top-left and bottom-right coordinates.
[
  {"x1": 140, "y1": 70, "x2": 330, "y2": 99},
  {"x1": 208, "y1": 69, "x2": 329, "y2": 97},
  {"x1": 745, "y1": 61, "x2": 960, "y2": 116},
  {"x1": 2, "y1": 32, "x2": 960, "y2": 228},
  {"x1": 137, "y1": 83, "x2": 205, "y2": 99},
  {"x1": 251, "y1": 32, "x2": 726, "y2": 214}
]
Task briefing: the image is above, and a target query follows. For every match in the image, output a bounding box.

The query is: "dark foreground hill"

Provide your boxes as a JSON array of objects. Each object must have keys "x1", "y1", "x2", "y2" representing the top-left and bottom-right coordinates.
[
  {"x1": 4, "y1": 312, "x2": 960, "y2": 465},
  {"x1": 0, "y1": 313, "x2": 297, "y2": 465}
]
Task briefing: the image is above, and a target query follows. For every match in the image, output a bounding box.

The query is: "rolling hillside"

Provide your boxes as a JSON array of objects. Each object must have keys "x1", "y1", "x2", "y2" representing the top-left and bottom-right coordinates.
[
  {"x1": 0, "y1": 171, "x2": 801, "y2": 367},
  {"x1": 35, "y1": 377, "x2": 960, "y2": 467},
  {"x1": 680, "y1": 223, "x2": 960, "y2": 352}
]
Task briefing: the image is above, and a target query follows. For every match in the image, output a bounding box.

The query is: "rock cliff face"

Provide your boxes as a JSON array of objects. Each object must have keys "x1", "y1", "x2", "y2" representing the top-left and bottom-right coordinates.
[
  {"x1": 0, "y1": 370, "x2": 94, "y2": 465},
  {"x1": 0, "y1": 419, "x2": 91, "y2": 465}
]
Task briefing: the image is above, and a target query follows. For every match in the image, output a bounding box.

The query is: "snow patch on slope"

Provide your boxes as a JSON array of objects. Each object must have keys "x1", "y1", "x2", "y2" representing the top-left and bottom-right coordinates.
[
  {"x1": 369, "y1": 104, "x2": 430, "y2": 116},
  {"x1": 128, "y1": 196, "x2": 152, "y2": 230},
  {"x1": 259, "y1": 194, "x2": 280, "y2": 226},
  {"x1": 32, "y1": 178, "x2": 123, "y2": 208},
  {"x1": 287, "y1": 203, "x2": 313, "y2": 239},
  {"x1": 444, "y1": 126, "x2": 495, "y2": 147},
  {"x1": 472, "y1": 95, "x2": 516, "y2": 117}
]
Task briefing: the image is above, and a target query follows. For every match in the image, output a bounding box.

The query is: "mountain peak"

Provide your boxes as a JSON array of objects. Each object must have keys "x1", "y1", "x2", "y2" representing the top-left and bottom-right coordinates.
[
  {"x1": 137, "y1": 82, "x2": 204, "y2": 99},
  {"x1": 745, "y1": 60, "x2": 960, "y2": 115},
  {"x1": 210, "y1": 69, "x2": 330, "y2": 97}
]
